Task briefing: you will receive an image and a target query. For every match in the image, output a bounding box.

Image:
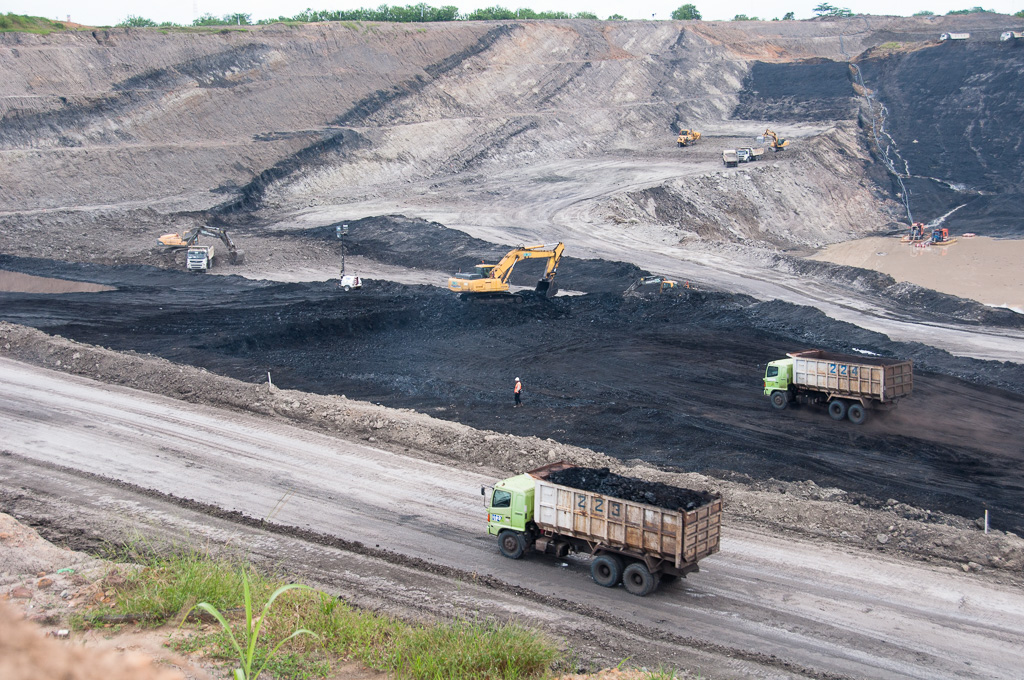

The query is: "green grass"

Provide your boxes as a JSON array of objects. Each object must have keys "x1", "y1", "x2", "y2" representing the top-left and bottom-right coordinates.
[
  {"x1": 642, "y1": 669, "x2": 681, "y2": 680},
  {"x1": 90, "y1": 548, "x2": 558, "y2": 680},
  {"x1": 879, "y1": 41, "x2": 903, "y2": 49},
  {"x1": 0, "y1": 13, "x2": 67, "y2": 33}
]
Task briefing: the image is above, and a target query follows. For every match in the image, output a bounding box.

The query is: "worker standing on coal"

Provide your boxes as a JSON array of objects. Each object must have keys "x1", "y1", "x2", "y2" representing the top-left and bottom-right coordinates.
[{"x1": 514, "y1": 376, "x2": 523, "y2": 407}]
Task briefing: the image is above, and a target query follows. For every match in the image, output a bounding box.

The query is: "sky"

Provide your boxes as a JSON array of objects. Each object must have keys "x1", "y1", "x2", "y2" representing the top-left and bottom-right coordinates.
[{"x1": 8, "y1": 0, "x2": 1023, "y2": 26}]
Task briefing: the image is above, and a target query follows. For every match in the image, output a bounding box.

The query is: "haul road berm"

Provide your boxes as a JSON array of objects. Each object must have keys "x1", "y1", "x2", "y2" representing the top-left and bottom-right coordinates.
[
  {"x1": 764, "y1": 349, "x2": 913, "y2": 424},
  {"x1": 484, "y1": 462, "x2": 722, "y2": 596}
]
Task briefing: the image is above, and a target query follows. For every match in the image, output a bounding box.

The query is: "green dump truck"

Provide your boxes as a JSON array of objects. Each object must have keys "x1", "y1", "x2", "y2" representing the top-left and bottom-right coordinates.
[
  {"x1": 484, "y1": 462, "x2": 722, "y2": 596},
  {"x1": 763, "y1": 349, "x2": 913, "y2": 424}
]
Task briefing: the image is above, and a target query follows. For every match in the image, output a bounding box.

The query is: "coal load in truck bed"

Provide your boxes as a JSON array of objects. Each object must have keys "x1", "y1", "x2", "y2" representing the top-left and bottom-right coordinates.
[{"x1": 546, "y1": 467, "x2": 718, "y2": 512}]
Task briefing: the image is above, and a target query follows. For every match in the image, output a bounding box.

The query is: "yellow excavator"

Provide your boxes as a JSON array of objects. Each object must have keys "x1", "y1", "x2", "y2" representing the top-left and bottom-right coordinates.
[
  {"x1": 448, "y1": 243, "x2": 564, "y2": 301},
  {"x1": 623, "y1": 275, "x2": 678, "y2": 296},
  {"x1": 761, "y1": 128, "x2": 789, "y2": 151},
  {"x1": 677, "y1": 128, "x2": 701, "y2": 147}
]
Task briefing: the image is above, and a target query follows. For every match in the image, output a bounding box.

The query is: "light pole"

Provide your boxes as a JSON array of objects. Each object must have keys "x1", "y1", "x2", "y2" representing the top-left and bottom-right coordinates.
[{"x1": 336, "y1": 223, "x2": 348, "y2": 279}]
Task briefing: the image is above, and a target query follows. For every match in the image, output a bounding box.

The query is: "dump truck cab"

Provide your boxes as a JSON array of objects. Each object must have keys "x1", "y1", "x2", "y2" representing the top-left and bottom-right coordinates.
[
  {"x1": 763, "y1": 358, "x2": 794, "y2": 396},
  {"x1": 186, "y1": 245, "x2": 214, "y2": 271},
  {"x1": 485, "y1": 473, "x2": 534, "y2": 535}
]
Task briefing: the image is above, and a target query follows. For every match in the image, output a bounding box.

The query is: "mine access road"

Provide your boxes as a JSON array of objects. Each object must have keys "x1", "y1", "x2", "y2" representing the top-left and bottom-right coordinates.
[{"x1": 2, "y1": 357, "x2": 1024, "y2": 680}]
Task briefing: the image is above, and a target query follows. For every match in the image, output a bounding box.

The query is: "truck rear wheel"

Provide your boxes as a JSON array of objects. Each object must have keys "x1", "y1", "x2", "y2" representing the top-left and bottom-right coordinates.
[
  {"x1": 770, "y1": 391, "x2": 788, "y2": 410},
  {"x1": 498, "y1": 530, "x2": 526, "y2": 559},
  {"x1": 847, "y1": 403, "x2": 867, "y2": 424},
  {"x1": 828, "y1": 400, "x2": 847, "y2": 421},
  {"x1": 622, "y1": 562, "x2": 660, "y2": 596},
  {"x1": 590, "y1": 555, "x2": 624, "y2": 588}
]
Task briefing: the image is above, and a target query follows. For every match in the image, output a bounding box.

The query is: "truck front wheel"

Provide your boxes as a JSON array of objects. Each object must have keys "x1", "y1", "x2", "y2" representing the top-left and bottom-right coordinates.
[
  {"x1": 770, "y1": 391, "x2": 788, "y2": 410},
  {"x1": 622, "y1": 562, "x2": 661, "y2": 596},
  {"x1": 847, "y1": 403, "x2": 867, "y2": 424},
  {"x1": 591, "y1": 555, "x2": 624, "y2": 587},
  {"x1": 498, "y1": 530, "x2": 526, "y2": 559},
  {"x1": 828, "y1": 400, "x2": 847, "y2": 421}
]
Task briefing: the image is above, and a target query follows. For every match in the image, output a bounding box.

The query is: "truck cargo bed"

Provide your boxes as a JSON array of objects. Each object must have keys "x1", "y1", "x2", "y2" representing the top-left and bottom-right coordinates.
[
  {"x1": 528, "y1": 462, "x2": 721, "y2": 568},
  {"x1": 788, "y1": 350, "x2": 913, "y2": 402}
]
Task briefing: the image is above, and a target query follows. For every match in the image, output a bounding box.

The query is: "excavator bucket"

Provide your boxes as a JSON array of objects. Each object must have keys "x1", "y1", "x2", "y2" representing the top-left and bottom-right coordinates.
[{"x1": 535, "y1": 279, "x2": 558, "y2": 298}]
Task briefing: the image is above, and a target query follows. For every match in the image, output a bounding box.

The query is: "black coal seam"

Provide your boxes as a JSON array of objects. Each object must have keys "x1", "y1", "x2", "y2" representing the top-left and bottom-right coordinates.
[
  {"x1": 444, "y1": 120, "x2": 539, "y2": 174},
  {"x1": 334, "y1": 24, "x2": 519, "y2": 128},
  {"x1": 216, "y1": 128, "x2": 368, "y2": 213},
  {"x1": 113, "y1": 43, "x2": 273, "y2": 91},
  {"x1": 0, "y1": 44, "x2": 272, "y2": 148},
  {"x1": 219, "y1": 25, "x2": 520, "y2": 213}
]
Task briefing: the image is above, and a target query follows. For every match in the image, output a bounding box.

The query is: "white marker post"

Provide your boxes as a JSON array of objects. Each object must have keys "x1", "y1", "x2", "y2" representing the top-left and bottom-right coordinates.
[{"x1": 984, "y1": 509, "x2": 989, "y2": 534}]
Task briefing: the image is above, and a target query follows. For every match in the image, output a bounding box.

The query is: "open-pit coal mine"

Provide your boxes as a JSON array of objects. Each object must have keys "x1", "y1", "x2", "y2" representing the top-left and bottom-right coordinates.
[
  {"x1": 2, "y1": 15, "x2": 1024, "y2": 550},
  {"x1": 2, "y1": 213, "x2": 1023, "y2": 536}
]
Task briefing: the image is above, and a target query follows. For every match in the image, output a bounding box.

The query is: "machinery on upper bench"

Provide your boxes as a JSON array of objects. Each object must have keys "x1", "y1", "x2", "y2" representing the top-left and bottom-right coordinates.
[
  {"x1": 759, "y1": 128, "x2": 789, "y2": 151},
  {"x1": 676, "y1": 128, "x2": 701, "y2": 147},
  {"x1": 158, "y1": 227, "x2": 245, "y2": 272}
]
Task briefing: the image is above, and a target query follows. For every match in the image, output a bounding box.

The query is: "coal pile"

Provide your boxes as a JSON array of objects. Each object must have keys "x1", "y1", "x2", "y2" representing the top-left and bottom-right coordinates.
[{"x1": 545, "y1": 466, "x2": 718, "y2": 512}]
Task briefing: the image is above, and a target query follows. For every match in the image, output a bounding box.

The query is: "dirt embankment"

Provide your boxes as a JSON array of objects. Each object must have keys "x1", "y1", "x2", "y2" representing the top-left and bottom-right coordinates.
[
  {"x1": 2, "y1": 16, "x2": 1019, "y2": 251},
  {"x1": 0, "y1": 514, "x2": 197, "y2": 680},
  {"x1": 3, "y1": 320, "x2": 1023, "y2": 581}
]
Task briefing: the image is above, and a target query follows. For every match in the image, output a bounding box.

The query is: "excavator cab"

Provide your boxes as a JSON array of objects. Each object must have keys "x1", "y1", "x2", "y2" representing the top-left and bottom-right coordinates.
[{"x1": 454, "y1": 263, "x2": 494, "y2": 280}]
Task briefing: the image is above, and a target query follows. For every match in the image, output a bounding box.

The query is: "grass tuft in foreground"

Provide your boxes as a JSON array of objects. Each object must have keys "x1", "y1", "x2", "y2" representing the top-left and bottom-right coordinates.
[{"x1": 93, "y1": 548, "x2": 558, "y2": 680}]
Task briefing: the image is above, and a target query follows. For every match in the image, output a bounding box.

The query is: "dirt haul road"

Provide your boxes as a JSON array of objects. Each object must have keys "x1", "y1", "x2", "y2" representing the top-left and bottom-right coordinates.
[{"x1": 3, "y1": 358, "x2": 1024, "y2": 680}]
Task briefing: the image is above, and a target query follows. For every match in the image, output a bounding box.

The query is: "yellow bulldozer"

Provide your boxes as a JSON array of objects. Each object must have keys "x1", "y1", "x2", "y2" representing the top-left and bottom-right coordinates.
[
  {"x1": 448, "y1": 243, "x2": 564, "y2": 302},
  {"x1": 677, "y1": 128, "x2": 701, "y2": 147}
]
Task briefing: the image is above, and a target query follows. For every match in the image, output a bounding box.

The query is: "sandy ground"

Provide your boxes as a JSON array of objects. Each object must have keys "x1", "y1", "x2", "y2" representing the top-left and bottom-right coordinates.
[{"x1": 809, "y1": 235, "x2": 1024, "y2": 313}]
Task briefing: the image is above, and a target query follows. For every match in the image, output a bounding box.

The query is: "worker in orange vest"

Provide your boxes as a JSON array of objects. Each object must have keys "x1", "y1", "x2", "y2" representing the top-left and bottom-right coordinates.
[{"x1": 514, "y1": 376, "x2": 523, "y2": 407}]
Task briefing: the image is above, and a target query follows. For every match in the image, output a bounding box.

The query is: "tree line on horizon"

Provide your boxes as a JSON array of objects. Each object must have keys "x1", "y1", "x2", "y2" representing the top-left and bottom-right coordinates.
[{"x1": 112, "y1": 4, "x2": 1024, "y2": 28}]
